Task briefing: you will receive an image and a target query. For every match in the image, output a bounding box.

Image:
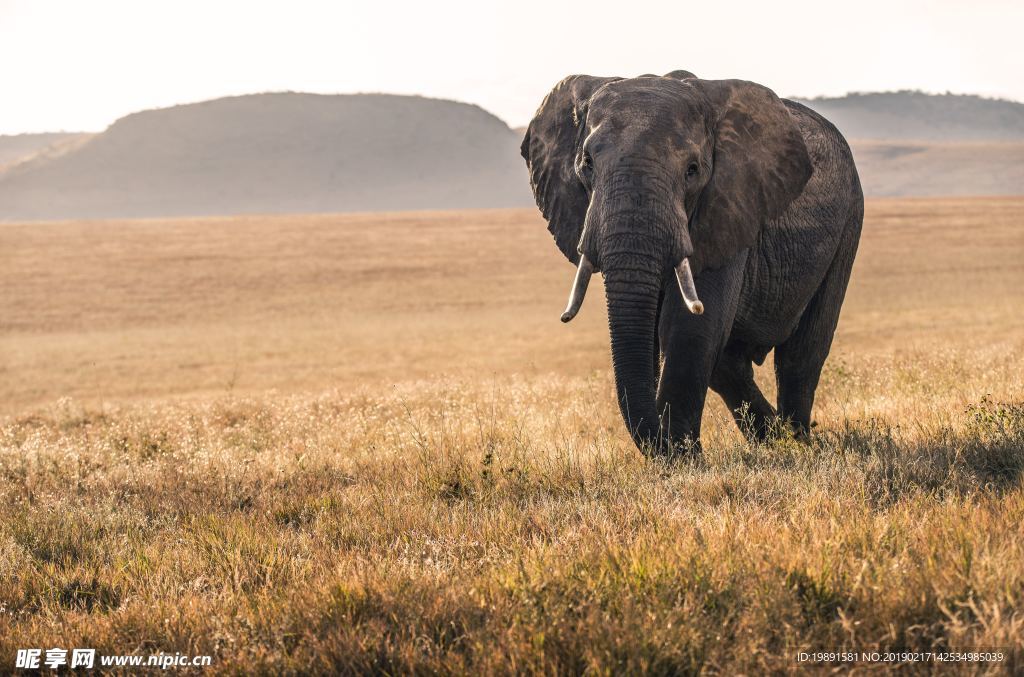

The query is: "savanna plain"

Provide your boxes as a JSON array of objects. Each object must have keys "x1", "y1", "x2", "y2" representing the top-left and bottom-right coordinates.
[{"x1": 1, "y1": 198, "x2": 1023, "y2": 674}]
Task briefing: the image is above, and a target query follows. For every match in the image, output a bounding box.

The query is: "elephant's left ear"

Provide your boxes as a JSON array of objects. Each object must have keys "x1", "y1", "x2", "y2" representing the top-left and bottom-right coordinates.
[{"x1": 687, "y1": 79, "x2": 812, "y2": 274}]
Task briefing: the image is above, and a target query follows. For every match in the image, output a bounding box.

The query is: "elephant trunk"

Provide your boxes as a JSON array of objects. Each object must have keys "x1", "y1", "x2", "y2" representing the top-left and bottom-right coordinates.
[
  {"x1": 583, "y1": 170, "x2": 699, "y2": 454},
  {"x1": 603, "y1": 258, "x2": 665, "y2": 454}
]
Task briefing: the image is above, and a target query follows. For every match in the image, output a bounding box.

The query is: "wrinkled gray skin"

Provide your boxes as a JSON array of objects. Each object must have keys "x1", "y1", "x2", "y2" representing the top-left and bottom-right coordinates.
[{"x1": 521, "y1": 72, "x2": 863, "y2": 455}]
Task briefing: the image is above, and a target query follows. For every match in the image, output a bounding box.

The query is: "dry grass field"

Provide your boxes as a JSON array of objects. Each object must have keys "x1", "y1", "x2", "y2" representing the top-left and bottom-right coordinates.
[{"x1": 1, "y1": 198, "x2": 1023, "y2": 673}]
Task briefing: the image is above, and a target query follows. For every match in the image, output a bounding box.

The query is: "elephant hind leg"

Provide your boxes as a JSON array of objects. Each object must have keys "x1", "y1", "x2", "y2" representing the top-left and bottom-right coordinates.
[
  {"x1": 710, "y1": 341, "x2": 777, "y2": 440},
  {"x1": 775, "y1": 215, "x2": 861, "y2": 435}
]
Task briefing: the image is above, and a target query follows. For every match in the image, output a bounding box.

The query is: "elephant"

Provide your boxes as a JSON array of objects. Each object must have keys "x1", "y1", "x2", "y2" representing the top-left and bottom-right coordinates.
[{"x1": 520, "y1": 71, "x2": 863, "y2": 455}]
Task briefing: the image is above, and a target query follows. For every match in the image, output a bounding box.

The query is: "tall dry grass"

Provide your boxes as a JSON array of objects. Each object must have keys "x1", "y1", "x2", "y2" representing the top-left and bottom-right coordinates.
[
  {"x1": 1, "y1": 199, "x2": 1022, "y2": 673},
  {"x1": 1, "y1": 353, "x2": 1022, "y2": 673}
]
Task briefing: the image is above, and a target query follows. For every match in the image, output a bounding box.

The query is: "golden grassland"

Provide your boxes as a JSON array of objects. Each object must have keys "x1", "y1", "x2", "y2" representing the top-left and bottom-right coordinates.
[{"x1": 1, "y1": 198, "x2": 1023, "y2": 673}]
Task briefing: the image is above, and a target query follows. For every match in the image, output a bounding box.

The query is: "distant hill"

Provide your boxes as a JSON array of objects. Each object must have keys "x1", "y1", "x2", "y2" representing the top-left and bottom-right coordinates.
[
  {"x1": 849, "y1": 140, "x2": 1024, "y2": 197},
  {"x1": 0, "y1": 93, "x2": 532, "y2": 221},
  {"x1": 792, "y1": 91, "x2": 1024, "y2": 196},
  {"x1": 2, "y1": 90, "x2": 1022, "y2": 221},
  {"x1": 0, "y1": 132, "x2": 93, "y2": 169},
  {"x1": 794, "y1": 91, "x2": 1024, "y2": 141}
]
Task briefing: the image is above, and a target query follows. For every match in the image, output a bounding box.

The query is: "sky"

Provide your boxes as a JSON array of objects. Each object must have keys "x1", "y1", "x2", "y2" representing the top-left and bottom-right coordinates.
[{"x1": 1, "y1": 0, "x2": 1023, "y2": 135}]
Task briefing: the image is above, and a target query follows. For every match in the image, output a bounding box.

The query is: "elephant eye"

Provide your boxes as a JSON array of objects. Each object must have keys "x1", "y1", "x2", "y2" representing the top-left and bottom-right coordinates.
[
  {"x1": 578, "y1": 152, "x2": 594, "y2": 185},
  {"x1": 686, "y1": 162, "x2": 699, "y2": 179}
]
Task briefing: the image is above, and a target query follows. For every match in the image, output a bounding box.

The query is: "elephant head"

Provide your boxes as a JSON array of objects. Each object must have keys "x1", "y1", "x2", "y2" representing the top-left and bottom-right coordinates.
[{"x1": 521, "y1": 72, "x2": 812, "y2": 453}]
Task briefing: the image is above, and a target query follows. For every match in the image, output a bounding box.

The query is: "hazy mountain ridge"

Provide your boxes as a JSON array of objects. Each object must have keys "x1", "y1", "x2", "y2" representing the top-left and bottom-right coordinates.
[
  {"x1": 0, "y1": 132, "x2": 94, "y2": 170},
  {"x1": 791, "y1": 91, "x2": 1024, "y2": 197},
  {"x1": 848, "y1": 140, "x2": 1024, "y2": 197},
  {"x1": 0, "y1": 93, "x2": 532, "y2": 221},
  {"x1": 1, "y1": 90, "x2": 1022, "y2": 221},
  {"x1": 794, "y1": 90, "x2": 1024, "y2": 141}
]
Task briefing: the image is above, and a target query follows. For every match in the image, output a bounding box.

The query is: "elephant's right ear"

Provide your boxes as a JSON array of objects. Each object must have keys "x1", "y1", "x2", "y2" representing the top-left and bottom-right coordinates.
[{"x1": 521, "y1": 75, "x2": 620, "y2": 264}]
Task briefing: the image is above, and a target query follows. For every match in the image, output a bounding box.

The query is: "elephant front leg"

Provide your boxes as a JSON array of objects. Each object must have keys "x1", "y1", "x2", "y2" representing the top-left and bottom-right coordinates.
[
  {"x1": 709, "y1": 341, "x2": 778, "y2": 440},
  {"x1": 656, "y1": 254, "x2": 746, "y2": 454},
  {"x1": 656, "y1": 339, "x2": 713, "y2": 453}
]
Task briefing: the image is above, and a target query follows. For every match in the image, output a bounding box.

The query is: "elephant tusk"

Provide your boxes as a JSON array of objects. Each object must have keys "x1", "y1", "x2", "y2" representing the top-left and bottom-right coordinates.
[
  {"x1": 674, "y1": 258, "x2": 704, "y2": 315},
  {"x1": 561, "y1": 255, "x2": 594, "y2": 322}
]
